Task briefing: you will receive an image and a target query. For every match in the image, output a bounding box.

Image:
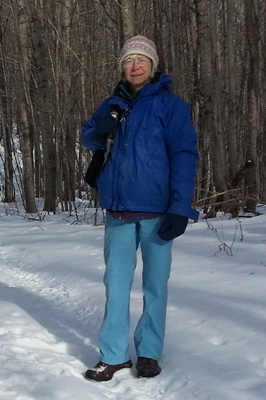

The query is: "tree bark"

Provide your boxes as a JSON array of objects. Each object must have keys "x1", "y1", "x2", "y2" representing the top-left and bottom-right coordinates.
[
  {"x1": 209, "y1": 1, "x2": 227, "y2": 193},
  {"x1": 118, "y1": 0, "x2": 135, "y2": 41},
  {"x1": 153, "y1": 0, "x2": 165, "y2": 72},
  {"x1": 32, "y1": 0, "x2": 57, "y2": 212},
  {"x1": 244, "y1": 0, "x2": 260, "y2": 212},
  {"x1": 59, "y1": 0, "x2": 76, "y2": 209},
  {"x1": 194, "y1": 0, "x2": 214, "y2": 198},
  {"x1": 226, "y1": 0, "x2": 238, "y2": 179},
  {"x1": 0, "y1": 20, "x2": 15, "y2": 202},
  {"x1": 16, "y1": 0, "x2": 37, "y2": 213}
]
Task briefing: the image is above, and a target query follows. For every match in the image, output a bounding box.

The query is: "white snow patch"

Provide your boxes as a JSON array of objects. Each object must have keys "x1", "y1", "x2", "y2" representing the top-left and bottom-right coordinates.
[{"x1": 0, "y1": 206, "x2": 266, "y2": 399}]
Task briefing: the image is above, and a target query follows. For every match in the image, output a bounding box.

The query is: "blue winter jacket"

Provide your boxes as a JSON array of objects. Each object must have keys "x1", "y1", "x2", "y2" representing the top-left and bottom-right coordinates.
[{"x1": 82, "y1": 73, "x2": 199, "y2": 221}]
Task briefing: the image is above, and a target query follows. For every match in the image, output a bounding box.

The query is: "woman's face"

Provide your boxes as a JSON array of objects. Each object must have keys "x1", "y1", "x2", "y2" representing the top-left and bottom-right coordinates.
[{"x1": 123, "y1": 55, "x2": 153, "y2": 90}]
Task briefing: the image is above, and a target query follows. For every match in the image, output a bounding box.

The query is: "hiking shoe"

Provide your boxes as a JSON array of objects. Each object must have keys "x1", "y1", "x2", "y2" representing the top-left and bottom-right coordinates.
[
  {"x1": 136, "y1": 357, "x2": 161, "y2": 378},
  {"x1": 84, "y1": 360, "x2": 133, "y2": 381}
]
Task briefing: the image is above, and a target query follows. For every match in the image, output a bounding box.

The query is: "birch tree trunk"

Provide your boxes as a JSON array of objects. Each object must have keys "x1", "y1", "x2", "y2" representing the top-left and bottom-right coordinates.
[{"x1": 118, "y1": 0, "x2": 135, "y2": 41}]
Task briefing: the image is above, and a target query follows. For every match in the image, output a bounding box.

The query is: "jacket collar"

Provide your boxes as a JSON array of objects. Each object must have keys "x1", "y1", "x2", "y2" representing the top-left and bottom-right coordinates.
[{"x1": 113, "y1": 72, "x2": 172, "y2": 102}]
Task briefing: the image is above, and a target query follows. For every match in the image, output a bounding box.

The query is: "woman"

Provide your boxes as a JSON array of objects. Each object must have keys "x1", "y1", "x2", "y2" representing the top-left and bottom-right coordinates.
[{"x1": 82, "y1": 35, "x2": 198, "y2": 381}]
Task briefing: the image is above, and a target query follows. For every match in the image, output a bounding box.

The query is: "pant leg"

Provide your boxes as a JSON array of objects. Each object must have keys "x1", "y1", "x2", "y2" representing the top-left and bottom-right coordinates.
[
  {"x1": 99, "y1": 213, "x2": 139, "y2": 364},
  {"x1": 134, "y1": 216, "x2": 173, "y2": 360}
]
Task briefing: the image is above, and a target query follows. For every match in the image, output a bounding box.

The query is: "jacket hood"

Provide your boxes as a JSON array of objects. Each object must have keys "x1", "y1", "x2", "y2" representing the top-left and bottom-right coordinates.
[{"x1": 151, "y1": 72, "x2": 172, "y2": 91}]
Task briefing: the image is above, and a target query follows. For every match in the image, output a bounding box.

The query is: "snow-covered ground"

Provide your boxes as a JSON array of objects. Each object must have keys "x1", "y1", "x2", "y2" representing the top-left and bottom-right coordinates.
[{"x1": 0, "y1": 204, "x2": 266, "y2": 400}]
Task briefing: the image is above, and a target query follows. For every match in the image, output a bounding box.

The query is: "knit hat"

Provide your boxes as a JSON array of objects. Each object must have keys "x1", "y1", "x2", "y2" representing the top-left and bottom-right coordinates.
[{"x1": 119, "y1": 35, "x2": 159, "y2": 75}]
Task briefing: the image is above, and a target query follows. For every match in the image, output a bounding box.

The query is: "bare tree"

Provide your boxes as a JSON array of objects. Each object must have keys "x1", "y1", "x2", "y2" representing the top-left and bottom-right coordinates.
[
  {"x1": 244, "y1": 0, "x2": 260, "y2": 212},
  {"x1": 226, "y1": 0, "x2": 238, "y2": 178},
  {"x1": 194, "y1": 0, "x2": 214, "y2": 201},
  {"x1": 32, "y1": 0, "x2": 57, "y2": 212},
  {"x1": 0, "y1": 8, "x2": 15, "y2": 202},
  {"x1": 118, "y1": 0, "x2": 135, "y2": 41},
  {"x1": 15, "y1": 0, "x2": 37, "y2": 213}
]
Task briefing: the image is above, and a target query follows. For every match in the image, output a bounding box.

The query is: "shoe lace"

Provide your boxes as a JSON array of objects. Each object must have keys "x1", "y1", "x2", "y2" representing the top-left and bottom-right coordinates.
[{"x1": 93, "y1": 361, "x2": 107, "y2": 371}]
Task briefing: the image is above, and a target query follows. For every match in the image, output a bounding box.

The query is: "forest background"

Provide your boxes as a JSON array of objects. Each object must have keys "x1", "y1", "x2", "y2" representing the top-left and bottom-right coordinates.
[{"x1": 0, "y1": 0, "x2": 265, "y2": 217}]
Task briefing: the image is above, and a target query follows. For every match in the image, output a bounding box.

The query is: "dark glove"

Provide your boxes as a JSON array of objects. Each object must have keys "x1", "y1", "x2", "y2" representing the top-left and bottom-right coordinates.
[
  {"x1": 158, "y1": 214, "x2": 188, "y2": 241},
  {"x1": 94, "y1": 114, "x2": 118, "y2": 140}
]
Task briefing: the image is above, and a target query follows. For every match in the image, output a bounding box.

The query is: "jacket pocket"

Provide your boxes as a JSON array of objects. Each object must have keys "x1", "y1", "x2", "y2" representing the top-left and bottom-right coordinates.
[{"x1": 147, "y1": 159, "x2": 169, "y2": 198}]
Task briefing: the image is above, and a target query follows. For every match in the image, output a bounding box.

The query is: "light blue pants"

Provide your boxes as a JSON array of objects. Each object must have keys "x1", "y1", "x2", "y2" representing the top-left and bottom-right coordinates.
[{"x1": 99, "y1": 213, "x2": 173, "y2": 365}]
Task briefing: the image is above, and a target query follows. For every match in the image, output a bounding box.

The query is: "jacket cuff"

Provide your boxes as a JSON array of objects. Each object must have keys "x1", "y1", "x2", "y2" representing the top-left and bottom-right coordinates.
[{"x1": 167, "y1": 204, "x2": 199, "y2": 222}]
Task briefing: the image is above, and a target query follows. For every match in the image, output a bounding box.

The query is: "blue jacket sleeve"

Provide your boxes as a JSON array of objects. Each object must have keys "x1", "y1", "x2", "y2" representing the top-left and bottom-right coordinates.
[
  {"x1": 165, "y1": 97, "x2": 199, "y2": 221},
  {"x1": 81, "y1": 99, "x2": 110, "y2": 151}
]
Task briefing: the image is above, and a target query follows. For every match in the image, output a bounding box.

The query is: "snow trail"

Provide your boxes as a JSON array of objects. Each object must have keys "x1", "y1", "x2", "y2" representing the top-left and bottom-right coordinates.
[{"x1": 1, "y1": 211, "x2": 266, "y2": 399}]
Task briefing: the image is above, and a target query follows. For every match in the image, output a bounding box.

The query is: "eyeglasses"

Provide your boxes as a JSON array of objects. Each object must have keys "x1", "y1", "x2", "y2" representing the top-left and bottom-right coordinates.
[{"x1": 122, "y1": 57, "x2": 151, "y2": 69}]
